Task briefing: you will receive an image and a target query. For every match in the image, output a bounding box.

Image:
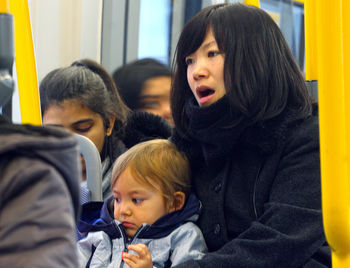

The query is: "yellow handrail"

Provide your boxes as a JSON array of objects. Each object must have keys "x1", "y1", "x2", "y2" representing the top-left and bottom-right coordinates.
[
  {"x1": 342, "y1": 0, "x2": 350, "y2": 262},
  {"x1": 304, "y1": 0, "x2": 317, "y2": 80},
  {"x1": 344, "y1": 0, "x2": 350, "y2": 160},
  {"x1": 9, "y1": 0, "x2": 41, "y2": 125},
  {"x1": 244, "y1": 0, "x2": 302, "y2": 8},
  {"x1": 244, "y1": 0, "x2": 260, "y2": 8},
  {"x1": 316, "y1": 0, "x2": 350, "y2": 266},
  {"x1": 0, "y1": 1, "x2": 9, "y2": 13}
]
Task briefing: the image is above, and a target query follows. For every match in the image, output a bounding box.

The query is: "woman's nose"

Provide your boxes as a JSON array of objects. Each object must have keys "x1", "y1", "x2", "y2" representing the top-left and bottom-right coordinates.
[{"x1": 192, "y1": 61, "x2": 208, "y2": 80}]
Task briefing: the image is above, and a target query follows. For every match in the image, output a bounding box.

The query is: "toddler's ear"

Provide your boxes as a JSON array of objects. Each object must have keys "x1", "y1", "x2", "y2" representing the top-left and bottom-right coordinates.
[{"x1": 169, "y1": 191, "x2": 185, "y2": 212}]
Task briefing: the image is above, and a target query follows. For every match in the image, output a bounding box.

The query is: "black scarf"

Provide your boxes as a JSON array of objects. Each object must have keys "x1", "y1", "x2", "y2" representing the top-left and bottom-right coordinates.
[
  {"x1": 181, "y1": 96, "x2": 302, "y2": 167},
  {"x1": 185, "y1": 96, "x2": 248, "y2": 166}
]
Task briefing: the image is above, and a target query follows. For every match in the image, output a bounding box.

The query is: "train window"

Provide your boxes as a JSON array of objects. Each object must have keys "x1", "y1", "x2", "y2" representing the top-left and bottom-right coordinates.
[
  {"x1": 138, "y1": 0, "x2": 172, "y2": 65},
  {"x1": 101, "y1": 0, "x2": 179, "y2": 73},
  {"x1": 260, "y1": 0, "x2": 305, "y2": 70},
  {"x1": 26, "y1": 0, "x2": 305, "y2": 94},
  {"x1": 101, "y1": 0, "x2": 304, "y2": 74}
]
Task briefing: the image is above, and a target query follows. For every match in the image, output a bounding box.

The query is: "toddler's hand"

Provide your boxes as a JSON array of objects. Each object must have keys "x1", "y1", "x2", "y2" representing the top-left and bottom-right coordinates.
[{"x1": 121, "y1": 244, "x2": 152, "y2": 268}]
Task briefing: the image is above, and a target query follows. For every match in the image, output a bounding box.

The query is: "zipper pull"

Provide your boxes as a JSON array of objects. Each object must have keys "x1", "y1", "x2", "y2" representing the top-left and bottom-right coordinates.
[
  {"x1": 121, "y1": 250, "x2": 128, "y2": 260},
  {"x1": 121, "y1": 240, "x2": 129, "y2": 260}
]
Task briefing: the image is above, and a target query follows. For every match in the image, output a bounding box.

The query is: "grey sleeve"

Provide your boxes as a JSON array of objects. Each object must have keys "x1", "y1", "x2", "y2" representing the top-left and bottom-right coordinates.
[{"x1": 0, "y1": 156, "x2": 78, "y2": 268}]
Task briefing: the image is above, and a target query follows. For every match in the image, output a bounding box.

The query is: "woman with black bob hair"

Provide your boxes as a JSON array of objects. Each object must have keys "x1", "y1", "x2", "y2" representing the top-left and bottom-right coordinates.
[
  {"x1": 171, "y1": 3, "x2": 330, "y2": 267},
  {"x1": 40, "y1": 59, "x2": 172, "y2": 199}
]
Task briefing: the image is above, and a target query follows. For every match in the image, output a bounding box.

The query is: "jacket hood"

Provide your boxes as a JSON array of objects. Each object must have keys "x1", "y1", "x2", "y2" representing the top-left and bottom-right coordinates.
[
  {"x1": 78, "y1": 193, "x2": 201, "y2": 239},
  {"x1": 0, "y1": 116, "x2": 81, "y2": 219},
  {"x1": 122, "y1": 111, "x2": 172, "y2": 148},
  {"x1": 107, "y1": 111, "x2": 172, "y2": 166}
]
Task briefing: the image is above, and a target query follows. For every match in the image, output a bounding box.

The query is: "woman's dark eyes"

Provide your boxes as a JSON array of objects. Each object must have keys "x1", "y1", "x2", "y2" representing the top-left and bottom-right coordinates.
[
  {"x1": 185, "y1": 51, "x2": 220, "y2": 65},
  {"x1": 75, "y1": 127, "x2": 91, "y2": 133},
  {"x1": 208, "y1": 51, "x2": 219, "y2": 57},
  {"x1": 74, "y1": 124, "x2": 93, "y2": 133},
  {"x1": 139, "y1": 102, "x2": 159, "y2": 109},
  {"x1": 185, "y1": 58, "x2": 193, "y2": 65}
]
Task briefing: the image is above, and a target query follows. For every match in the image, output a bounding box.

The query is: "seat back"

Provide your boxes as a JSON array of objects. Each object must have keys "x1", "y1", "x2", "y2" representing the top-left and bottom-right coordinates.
[{"x1": 74, "y1": 133, "x2": 102, "y2": 203}]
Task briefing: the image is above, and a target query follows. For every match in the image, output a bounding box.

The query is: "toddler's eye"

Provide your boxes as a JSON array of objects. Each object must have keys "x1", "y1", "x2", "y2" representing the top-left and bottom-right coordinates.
[
  {"x1": 132, "y1": 198, "x2": 143, "y2": 204},
  {"x1": 114, "y1": 197, "x2": 121, "y2": 203}
]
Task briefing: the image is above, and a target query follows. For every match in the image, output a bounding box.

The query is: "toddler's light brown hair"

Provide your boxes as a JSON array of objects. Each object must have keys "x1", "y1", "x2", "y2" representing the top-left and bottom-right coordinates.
[{"x1": 111, "y1": 139, "x2": 191, "y2": 207}]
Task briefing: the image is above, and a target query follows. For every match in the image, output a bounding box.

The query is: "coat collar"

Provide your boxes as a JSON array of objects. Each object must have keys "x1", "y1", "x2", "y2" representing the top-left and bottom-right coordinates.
[
  {"x1": 77, "y1": 194, "x2": 201, "y2": 240},
  {"x1": 241, "y1": 108, "x2": 301, "y2": 154},
  {"x1": 172, "y1": 100, "x2": 308, "y2": 166}
]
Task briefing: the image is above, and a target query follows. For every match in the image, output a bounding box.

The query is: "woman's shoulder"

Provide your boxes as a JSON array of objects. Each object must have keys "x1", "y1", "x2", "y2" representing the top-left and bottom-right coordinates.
[
  {"x1": 122, "y1": 111, "x2": 172, "y2": 148},
  {"x1": 279, "y1": 114, "x2": 320, "y2": 158},
  {"x1": 287, "y1": 114, "x2": 319, "y2": 142}
]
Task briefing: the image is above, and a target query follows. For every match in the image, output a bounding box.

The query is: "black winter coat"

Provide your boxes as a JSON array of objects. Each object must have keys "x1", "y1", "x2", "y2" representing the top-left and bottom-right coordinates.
[{"x1": 172, "y1": 98, "x2": 330, "y2": 268}]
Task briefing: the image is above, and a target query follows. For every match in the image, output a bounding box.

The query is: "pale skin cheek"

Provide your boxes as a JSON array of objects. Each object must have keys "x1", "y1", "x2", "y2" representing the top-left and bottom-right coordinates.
[
  {"x1": 187, "y1": 71, "x2": 192, "y2": 88},
  {"x1": 187, "y1": 78, "x2": 194, "y2": 95},
  {"x1": 187, "y1": 70, "x2": 197, "y2": 96}
]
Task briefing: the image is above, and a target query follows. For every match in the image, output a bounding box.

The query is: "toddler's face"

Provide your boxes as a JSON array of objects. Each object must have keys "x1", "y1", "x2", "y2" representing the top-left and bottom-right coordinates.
[{"x1": 112, "y1": 167, "x2": 170, "y2": 237}]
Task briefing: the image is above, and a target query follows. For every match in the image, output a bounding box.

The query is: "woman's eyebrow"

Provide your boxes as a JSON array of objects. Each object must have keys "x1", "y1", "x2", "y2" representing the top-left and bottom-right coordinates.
[
  {"x1": 71, "y1": 118, "x2": 94, "y2": 126},
  {"x1": 201, "y1": 40, "x2": 217, "y2": 50},
  {"x1": 45, "y1": 123, "x2": 64, "y2": 128}
]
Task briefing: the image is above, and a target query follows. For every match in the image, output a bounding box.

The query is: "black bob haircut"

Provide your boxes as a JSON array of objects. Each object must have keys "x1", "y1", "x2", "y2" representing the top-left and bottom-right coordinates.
[{"x1": 171, "y1": 3, "x2": 312, "y2": 139}]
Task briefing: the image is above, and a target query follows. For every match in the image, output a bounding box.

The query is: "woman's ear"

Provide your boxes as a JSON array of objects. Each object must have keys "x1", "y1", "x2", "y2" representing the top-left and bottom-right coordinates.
[
  {"x1": 106, "y1": 116, "x2": 116, "y2": 136},
  {"x1": 169, "y1": 191, "x2": 186, "y2": 212}
]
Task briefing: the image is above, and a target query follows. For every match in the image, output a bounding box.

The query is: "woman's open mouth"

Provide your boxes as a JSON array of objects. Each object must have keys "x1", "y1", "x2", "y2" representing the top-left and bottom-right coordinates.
[{"x1": 196, "y1": 86, "x2": 215, "y2": 105}]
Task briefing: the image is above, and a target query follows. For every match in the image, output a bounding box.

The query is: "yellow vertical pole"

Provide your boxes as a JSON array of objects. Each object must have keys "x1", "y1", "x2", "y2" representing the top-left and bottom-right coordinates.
[
  {"x1": 9, "y1": 0, "x2": 41, "y2": 125},
  {"x1": 304, "y1": 0, "x2": 317, "y2": 80},
  {"x1": 343, "y1": 0, "x2": 350, "y2": 153},
  {"x1": 0, "y1": 1, "x2": 9, "y2": 13},
  {"x1": 244, "y1": 0, "x2": 260, "y2": 8},
  {"x1": 342, "y1": 0, "x2": 350, "y2": 261},
  {"x1": 316, "y1": 0, "x2": 350, "y2": 266}
]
